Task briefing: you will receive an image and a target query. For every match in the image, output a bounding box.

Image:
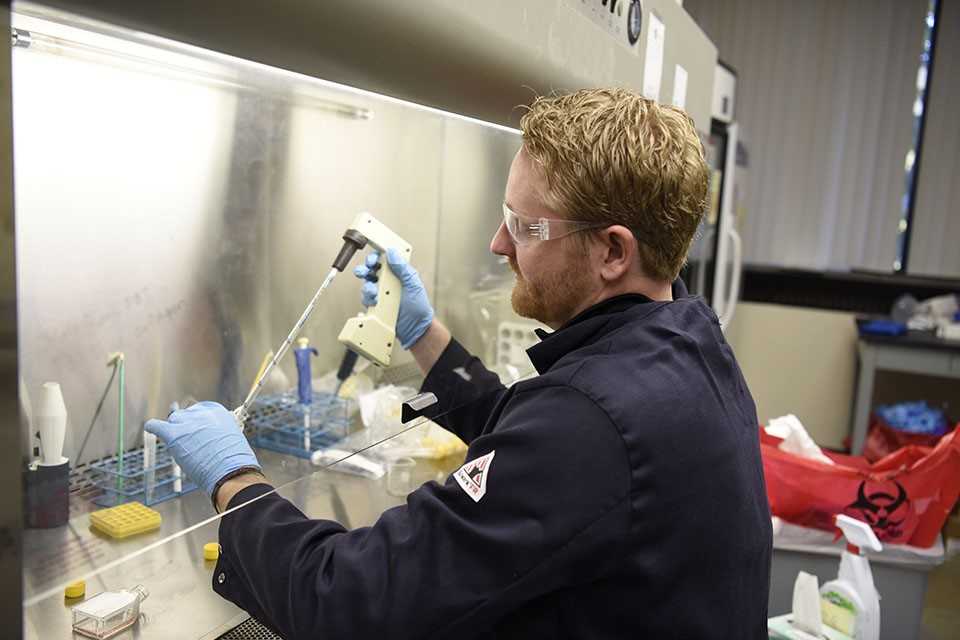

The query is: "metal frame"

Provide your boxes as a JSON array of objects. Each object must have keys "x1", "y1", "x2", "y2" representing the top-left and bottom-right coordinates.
[
  {"x1": 895, "y1": 0, "x2": 942, "y2": 274},
  {"x1": 1, "y1": 0, "x2": 24, "y2": 633}
]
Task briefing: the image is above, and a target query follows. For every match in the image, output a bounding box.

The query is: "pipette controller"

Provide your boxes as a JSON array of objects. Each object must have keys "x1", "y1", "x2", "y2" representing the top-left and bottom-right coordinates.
[{"x1": 336, "y1": 212, "x2": 411, "y2": 366}]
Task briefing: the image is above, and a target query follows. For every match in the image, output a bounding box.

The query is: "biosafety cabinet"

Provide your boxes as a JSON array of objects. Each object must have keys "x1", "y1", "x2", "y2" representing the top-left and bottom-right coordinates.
[{"x1": 1, "y1": 2, "x2": 717, "y2": 637}]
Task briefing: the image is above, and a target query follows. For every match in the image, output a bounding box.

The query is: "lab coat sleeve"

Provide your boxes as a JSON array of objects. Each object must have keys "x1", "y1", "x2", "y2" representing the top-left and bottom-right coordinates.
[
  {"x1": 418, "y1": 337, "x2": 509, "y2": 444},
  {"x1": 212, "y1": 385, "x2": 631, "y2": 640}
]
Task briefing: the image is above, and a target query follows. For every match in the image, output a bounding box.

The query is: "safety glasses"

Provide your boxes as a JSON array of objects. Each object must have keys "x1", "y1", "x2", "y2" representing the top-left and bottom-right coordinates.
[{"x1": 501, "y1": 202, "x2": 606, "y2": 245}]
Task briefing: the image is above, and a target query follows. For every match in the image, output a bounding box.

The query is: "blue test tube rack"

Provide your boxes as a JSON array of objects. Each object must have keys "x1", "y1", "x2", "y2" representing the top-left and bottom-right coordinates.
[
  {"x1": 247, "y1": 390, "x2": 352, "y2": 459},
  {"x1": 88, "y1": 444, "x2": 197, "y2": 507}
]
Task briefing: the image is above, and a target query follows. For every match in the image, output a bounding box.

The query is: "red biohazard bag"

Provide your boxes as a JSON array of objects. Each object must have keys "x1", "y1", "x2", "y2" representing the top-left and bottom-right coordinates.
[
  {"x1": 862, "y1": 413, "x2": 951, "y2": 463},
  {"x1": 760, "y1": 426, "x2": 960, "y2": 548}
]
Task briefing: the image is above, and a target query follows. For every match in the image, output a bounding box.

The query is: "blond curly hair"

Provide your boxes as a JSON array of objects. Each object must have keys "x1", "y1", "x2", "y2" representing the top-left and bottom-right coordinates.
[{"x1": 520, "y1": 88, "x2": 708, "y2": 281}]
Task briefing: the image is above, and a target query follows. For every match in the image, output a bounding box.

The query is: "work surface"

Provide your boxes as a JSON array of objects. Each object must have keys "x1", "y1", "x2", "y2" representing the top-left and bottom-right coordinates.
[
  {"x1": 23, "y1": 449, "x2": 460, "y2": 640},
  {"x1": 860, "y1": 329, "x2": 960, "y2": 352},
  {"x1": 26, "y1": 448, "x2": 949, "y2": 639}
]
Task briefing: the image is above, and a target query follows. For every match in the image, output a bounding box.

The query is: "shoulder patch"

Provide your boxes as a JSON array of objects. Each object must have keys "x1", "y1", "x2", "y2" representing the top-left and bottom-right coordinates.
[{"x1": 454, "y1": 450, "x2": 496, "y2": 503}]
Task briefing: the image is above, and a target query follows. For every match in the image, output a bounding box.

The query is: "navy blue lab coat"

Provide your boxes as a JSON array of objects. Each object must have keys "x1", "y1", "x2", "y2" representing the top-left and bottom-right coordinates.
[{"x1": 213, "y1": 281, "x2": 772, "y2": 639}]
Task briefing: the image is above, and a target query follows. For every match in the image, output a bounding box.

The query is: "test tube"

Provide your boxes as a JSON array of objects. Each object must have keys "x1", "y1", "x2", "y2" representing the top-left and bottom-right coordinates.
[
  {"x1": 143, "y1": 430, "x2": 157, "y2": 504},
  {"x1": 304, "y1": 407, "x2": 312, "y2": 452},
  {"x1": 169, "y1": 401, "x2": 183, "y2": 493}
]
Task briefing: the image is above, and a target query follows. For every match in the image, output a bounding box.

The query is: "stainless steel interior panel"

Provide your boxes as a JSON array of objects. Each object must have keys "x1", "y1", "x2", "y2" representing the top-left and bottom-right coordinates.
[
  {"x1": 266, "y1": 82, "x2": 446, "y2": 379},
  {"x1": 434, "y1": 118, "x2": 526, "y2": 363},
  {"x1": 13, "y1": 20, "x2": 241, "y2": 463}
]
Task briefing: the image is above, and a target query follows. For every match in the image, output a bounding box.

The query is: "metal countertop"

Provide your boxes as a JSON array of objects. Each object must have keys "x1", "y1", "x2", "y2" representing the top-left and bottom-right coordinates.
[{"x1": 24, "y1": 449, "x2": 461, "y2": 640}]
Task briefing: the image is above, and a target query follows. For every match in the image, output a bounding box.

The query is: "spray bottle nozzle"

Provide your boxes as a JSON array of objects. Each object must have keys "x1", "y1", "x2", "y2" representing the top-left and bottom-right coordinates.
[
  {"x1": 835, "y1": 514, "x2": 883, "y2": 554},
  {"x1": 332, "y1": 229, "x2": 368, "y2": 271}
]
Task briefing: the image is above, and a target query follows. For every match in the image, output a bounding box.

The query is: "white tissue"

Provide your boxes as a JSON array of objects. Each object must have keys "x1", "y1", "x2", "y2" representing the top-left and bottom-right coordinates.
[
  {"x1": 766, "y1": 414, "x2": 834, "y2": 465},
  {"x1": 792, "y1": 571, "x2": 823, "y2": 636}
]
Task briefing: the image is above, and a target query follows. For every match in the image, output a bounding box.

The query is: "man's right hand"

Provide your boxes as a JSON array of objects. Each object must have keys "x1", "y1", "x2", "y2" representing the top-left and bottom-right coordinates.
[{"x1": 354, "y1": 248, "x2": 435, "y2": 350}]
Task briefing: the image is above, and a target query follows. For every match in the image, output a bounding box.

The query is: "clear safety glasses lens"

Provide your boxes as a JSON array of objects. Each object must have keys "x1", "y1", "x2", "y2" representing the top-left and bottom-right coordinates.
[
  {"x1": 502, "y1": 203, "x2": 604, "y2": 244},
  {"x1": 502, "y1": 203, "x2": 539, "y2": 244}
]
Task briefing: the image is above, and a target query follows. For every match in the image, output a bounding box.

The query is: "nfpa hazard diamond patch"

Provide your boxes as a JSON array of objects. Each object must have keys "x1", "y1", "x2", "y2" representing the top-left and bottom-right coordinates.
[{"x1": 454, "y1": 450, "x2": 495, "y2": 503}]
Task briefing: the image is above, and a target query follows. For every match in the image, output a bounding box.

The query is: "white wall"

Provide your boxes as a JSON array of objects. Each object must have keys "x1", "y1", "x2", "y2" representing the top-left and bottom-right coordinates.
[
  {"x1": 726, "y1": 301, "x2": 960, "y2": 450},
  {"x1": 725, "y1": 302, "x2": 857, "y2": 449}
]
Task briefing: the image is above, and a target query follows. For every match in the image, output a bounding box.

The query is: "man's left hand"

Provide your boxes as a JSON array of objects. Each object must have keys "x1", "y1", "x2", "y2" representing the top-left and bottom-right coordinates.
[{"x1": 145, "y1": 401, "x2": 261, "y2": 497}]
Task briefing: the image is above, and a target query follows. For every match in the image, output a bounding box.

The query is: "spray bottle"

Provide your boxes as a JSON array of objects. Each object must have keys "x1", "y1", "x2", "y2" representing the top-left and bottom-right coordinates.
[{"x1": 819, "y1": 514, "x2": 882, "y2": 640}]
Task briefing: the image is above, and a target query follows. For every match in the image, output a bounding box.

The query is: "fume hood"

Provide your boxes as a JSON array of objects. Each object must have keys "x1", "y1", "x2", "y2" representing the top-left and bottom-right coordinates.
[{"x1": 3, "y1": 2, "x2": 718, "y2": 637}]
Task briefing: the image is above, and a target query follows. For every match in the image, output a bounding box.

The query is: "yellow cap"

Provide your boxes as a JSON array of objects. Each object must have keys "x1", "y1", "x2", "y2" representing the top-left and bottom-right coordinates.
[
  {"x1": 203, "y1": 542, "x2": 220, "y2": 561},
  {"x1": 64, "y1": 580, "x2": 85, "y2": 599}
]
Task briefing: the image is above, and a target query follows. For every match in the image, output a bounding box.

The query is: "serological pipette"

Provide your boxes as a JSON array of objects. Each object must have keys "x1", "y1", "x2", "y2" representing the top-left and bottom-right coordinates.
[{"x1": 233, "y1": 225, "x2": 370, "y2": 426}]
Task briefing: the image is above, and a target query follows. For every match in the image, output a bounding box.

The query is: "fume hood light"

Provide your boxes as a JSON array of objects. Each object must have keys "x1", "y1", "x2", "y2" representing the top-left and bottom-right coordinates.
[
  {"x1": 11, "y1": 12, "x2": 373, "y2": 122},
  {"x1": 13, "y1": 3, "x2": 519, "y2": 136}
]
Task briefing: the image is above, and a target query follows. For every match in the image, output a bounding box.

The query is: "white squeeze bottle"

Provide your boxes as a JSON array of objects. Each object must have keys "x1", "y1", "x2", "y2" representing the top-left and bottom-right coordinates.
[{"x1": 819, "y1": 515, "x2": 882, "y2": 640}]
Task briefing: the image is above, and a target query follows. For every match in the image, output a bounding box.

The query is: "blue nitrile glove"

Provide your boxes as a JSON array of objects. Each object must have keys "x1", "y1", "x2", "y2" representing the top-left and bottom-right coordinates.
[
  {"x1": 144, "y1": 401, "x2": 260, "y2": 496},
  {"x1": 353, "y1": 247, "x2": 434, "y2": 349}
]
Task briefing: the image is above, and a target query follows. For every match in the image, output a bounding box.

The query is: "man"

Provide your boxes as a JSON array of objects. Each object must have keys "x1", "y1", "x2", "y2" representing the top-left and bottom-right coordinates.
[{"x1": 147, "y1": 88, "x2": 772, "y2": 639}]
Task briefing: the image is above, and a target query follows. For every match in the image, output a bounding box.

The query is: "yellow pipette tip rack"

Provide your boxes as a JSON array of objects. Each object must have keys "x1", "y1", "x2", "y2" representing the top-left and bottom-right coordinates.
[
  {"x1": 89, "y1": 502, "x2": 161, "y2": 539},
  {"x1": 64, "y1": 580, "x2": 86, "y2": 599}
]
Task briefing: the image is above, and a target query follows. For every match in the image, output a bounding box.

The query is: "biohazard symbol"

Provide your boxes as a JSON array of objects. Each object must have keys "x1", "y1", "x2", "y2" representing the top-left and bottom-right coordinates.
[{"x1": 845, "y1": 480, "x2": 910, "y2": 540}]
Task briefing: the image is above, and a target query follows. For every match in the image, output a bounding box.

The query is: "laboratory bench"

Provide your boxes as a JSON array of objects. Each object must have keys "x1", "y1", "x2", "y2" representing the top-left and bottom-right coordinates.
[{"x1": 23, "y1": 449, "x2": 464, "y2": 640}]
